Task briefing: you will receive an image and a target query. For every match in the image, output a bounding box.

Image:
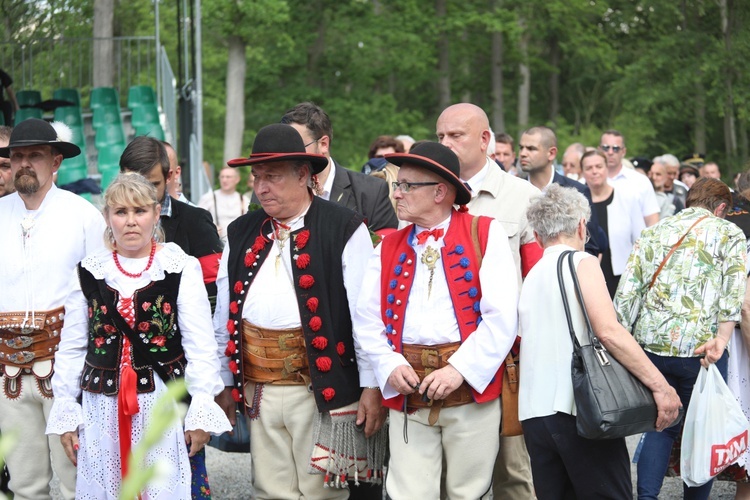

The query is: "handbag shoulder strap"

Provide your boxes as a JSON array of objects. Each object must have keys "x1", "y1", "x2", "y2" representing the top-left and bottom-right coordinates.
[
  {"x1": 557, "y1": 250, "x2": 583, "y2": 349},
  {"x1": 470, "y1": 215, "x2": 482, "y2": 267},
  {"x1": 93, "y1": 279, "x2": 172, "y2": 385},
  {"x1": 566, "y1": 251, "x2": 599, "y2": 347},
  {"x1": 648, "y1": 214, "x2": 709, "y2": 289},
  {"x1": 557, "y1": 250, "x2": 600, "y2": 349}
]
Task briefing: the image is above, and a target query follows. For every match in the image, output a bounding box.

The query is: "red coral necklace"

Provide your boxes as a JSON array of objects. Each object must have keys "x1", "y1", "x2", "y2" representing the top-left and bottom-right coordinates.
[{"x1": 113, "y1": 240, "x2": 157, "y2": 278}]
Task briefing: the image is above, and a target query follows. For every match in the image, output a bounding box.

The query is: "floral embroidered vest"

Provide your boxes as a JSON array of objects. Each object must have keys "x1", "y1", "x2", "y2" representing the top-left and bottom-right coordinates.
[
  {"x1": 225, "y1": 197, "x2": 365, "y2": 413},
  {"x1": 77, "y1": 265, "x2": 186, "y2": 396},
  {"x1": 379, "y1": 210, "x2": 504, "y2": 411}
]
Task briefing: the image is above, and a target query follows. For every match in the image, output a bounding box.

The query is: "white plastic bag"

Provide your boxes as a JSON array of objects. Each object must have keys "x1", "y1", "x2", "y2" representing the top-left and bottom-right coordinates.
[{"x1": 681, "y1": 363, "x2": 750, "y2": 487}]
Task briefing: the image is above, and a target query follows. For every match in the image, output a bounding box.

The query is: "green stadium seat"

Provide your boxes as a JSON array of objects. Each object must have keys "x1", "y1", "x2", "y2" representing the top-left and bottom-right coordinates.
[
  {"x1": 99, "y1": 164, "x2": 121, "y2": 190},
  {"x1": 14, "y1": 107, "x2": 43, "y2": 125},
  {"x1": 89, "y1": 87, "x2": 119, "y2": 110},
  {"x1": 92, "y1": 104, "x2": 122, "y2": 130},
  {"x1": 54, "y1": 106, "x2": 84, "y2": 127},
  {"x1": 127, "y1": 85, "x2": 156, "y2": 109},
  {"x1": 95, "y1": 124, "x2": 125, "y2": 149},
  {"x1": 134, "y1": 123, "x2": 165, "y2": 141},
  {"x1": 131, "y1": 104, "x2": 160, "y2": 129},
  {"x1": 16, "y1": 90, "x2": 41, "y2": 108},
  {"x1": 68, "y1": 125, "x2": 87, "y2": 150},
  {"x1": 97, "y1": 143, "x2": 126, "y2": 169},
  {"x1": 56, "y1": 156, "x2": 87, "y2": 186},
  {"x1": 53, "y1": 88, "x2": 81, "y2": 107}
]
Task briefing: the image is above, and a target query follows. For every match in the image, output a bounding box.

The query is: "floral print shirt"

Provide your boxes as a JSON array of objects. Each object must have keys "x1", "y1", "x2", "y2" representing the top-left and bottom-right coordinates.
[{"x1": 614, "y1": 207, "x2": 746, "y2": 357}]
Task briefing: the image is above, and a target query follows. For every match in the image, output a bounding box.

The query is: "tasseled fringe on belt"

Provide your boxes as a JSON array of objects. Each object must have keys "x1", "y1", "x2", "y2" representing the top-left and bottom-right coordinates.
[{"x1": 308, "y1": 401, "x2": 388, "y2": 488}]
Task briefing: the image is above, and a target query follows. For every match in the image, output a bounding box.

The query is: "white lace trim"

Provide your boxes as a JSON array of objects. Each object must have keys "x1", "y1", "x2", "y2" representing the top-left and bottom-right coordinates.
[
  {"x1": 46, "y1": 398, "x2": 84, "y2": 435},
  {"x1": 81, "y1": 242, "x2": 189, "y2": 281},
  {"x1": 184, "y1": 392, "x2": 233, "y2": 435}
]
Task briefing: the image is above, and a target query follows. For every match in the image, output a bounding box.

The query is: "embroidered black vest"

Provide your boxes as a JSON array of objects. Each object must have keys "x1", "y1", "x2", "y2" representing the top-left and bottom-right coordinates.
[
  {"x1": 77, "y1": 264, "x2": 187, "y2": 396},
  {"x1": 225, "y1": 196, "x2": 364, "y2": 412}
]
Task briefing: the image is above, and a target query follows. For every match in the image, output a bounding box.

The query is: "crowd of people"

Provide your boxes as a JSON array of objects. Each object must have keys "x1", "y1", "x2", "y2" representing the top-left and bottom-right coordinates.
[{"x1": 0, "y1": 99, "x2": 747, "y2": 500}]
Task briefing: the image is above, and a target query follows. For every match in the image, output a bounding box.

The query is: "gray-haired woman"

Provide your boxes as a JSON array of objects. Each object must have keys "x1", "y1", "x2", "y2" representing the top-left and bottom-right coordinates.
[{"x1": 517, "y1": 184, "x2": 681, "y2": 499}]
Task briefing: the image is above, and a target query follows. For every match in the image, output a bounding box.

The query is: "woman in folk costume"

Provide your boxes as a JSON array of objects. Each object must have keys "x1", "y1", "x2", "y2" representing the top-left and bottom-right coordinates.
[{"x1": 47, "y1": 173, "x2": 231, "y2": 499}]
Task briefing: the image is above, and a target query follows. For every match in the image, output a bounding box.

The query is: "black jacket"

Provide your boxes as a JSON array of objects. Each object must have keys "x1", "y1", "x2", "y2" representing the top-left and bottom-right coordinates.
[
  {"x1": 160, "y1": 196, "x2": 223, "y2": 298},
  {"x1": 330, "y1": 160, "x2": 398, "y2": 232}
]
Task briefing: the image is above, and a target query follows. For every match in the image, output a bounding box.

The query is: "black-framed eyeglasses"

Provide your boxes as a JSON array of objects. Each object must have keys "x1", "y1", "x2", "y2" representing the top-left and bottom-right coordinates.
[
  {"x1": 303, "y1": 138, "x2": 319, "y2": 148},
  {"x1": 599, "y1": 145, "x2": 623, "y2": 153},
  {"x1": 392, "y1": 181, "x2": 439, "y2": 193}
]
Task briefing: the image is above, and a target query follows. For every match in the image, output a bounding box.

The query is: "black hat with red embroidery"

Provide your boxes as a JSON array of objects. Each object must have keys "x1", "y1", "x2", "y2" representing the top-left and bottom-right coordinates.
[
  {"x1": 385, "y1": 141, "x2": 471, "y2": 205},
  {"x1": 227, "y1": 123, "x2": 328, "y2": 174}
]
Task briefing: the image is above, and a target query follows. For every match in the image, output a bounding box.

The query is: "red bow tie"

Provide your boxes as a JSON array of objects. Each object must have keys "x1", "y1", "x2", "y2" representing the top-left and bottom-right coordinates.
[{"x1": 416, "y1": 228, "x2": 444, "y2": 245}]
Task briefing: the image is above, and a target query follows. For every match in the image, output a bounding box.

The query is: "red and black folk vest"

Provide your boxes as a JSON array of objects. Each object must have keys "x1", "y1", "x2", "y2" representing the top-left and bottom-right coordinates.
[
  {"x1": 77, "y1": 265, "x2": 186, "y2": 396},
  {"x1": 225, "y1": 196, "x2": 365, "y2": 413},
  {"x1": 379, "y1": 210, "x2": 504, "y2": 411}
]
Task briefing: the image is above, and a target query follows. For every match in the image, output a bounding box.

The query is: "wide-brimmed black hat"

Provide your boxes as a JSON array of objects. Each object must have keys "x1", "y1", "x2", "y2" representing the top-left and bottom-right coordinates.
[
  {"x1": 385, "y1": 141, "x2": 471, "y2": 205},
  {"x1": 227, "y1": 123, "x2": 328, "y2": 174},
  {"x1": 0, "y1": 118, "x2": 80, "y2": 159}
]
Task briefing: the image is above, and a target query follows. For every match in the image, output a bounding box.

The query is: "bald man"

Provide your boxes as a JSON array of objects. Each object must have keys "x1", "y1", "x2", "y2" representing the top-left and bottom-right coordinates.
[
  {"x1": 198, "y1": 166, "x2": 251, "y2": 242},
  {"x1": 437, "y1": 103, "x2": 539, "y2": 498}
]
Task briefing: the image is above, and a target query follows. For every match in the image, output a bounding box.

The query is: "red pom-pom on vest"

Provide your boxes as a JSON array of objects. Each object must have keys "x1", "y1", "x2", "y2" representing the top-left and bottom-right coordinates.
[
  {"x1": 231, "y1": 388, "x2": 241, "y2": 402},
  {"x1": 306, "y1": 297, "x2": 319, "y2": 313},
  {"x1": 233, "y1": 281, "x2": 244, "y2": 294},
  {"x1": 227, "y1": 320, "x2": 236, "y2": 335},
  {"x1": 295, "y1": 253, "x2": 311, "y2": 269},
  {"x1": 336, "y1": 342, "x2": 346, "y2": 356},
  {"x1": 229, "y1": 301, "x2": 239, "y2": 314},
  {"x1": 225, "y1": 340, "x2": 237, "y2": 356},
  {"x1": 322, "y1": 387, "x2": 335, "y2": 401},
  {"x1": 309, "y1": 316, "x2": 322, "y2": 332},
  {"x1": 229, "y1": 360, "x2": 239, "y2": 374},
  {"x1": 299, "y1": 275, "x2": 315, "y2": 289},
  {"x1": 251, "y1": 236, "x2": 266, "y2": 253},
  {"x1": 311, "y1": 336, "x2": 328, "y2": 350},
  {"x1": 295, "y1": 230, "x2": 310, "y2": 249},
  {"x1": 315, "y1": 356, "x2": 332, "y2": 372}
]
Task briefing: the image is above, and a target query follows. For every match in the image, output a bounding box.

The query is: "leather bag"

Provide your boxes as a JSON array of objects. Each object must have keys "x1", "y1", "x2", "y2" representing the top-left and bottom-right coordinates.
[
  {"x1": 557, "y1": 250, "x2": 659, "y2": 440},
  {"x1": 500, "y1": 351, "x2": 522, "y2": 436}
]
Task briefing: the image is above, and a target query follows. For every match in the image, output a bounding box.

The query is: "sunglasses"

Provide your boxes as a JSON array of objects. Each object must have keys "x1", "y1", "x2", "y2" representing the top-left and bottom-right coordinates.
[{"x1": 599, "y1": 145, "x2": 623, "y2": 153}]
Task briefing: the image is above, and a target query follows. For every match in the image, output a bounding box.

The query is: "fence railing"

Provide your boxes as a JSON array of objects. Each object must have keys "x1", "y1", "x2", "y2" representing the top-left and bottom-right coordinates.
[{"x1": 0, "y1": 37, "x2": 157, "y2": 108}]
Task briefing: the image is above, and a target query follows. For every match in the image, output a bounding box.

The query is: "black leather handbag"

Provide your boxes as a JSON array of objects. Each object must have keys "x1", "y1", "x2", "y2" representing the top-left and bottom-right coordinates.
[
  {"x1": 208, "y1": 408, "x2": 250, "y2": 453},
  {"x1": 557, "y1": 250, "x2": 660, "y2": 440}
]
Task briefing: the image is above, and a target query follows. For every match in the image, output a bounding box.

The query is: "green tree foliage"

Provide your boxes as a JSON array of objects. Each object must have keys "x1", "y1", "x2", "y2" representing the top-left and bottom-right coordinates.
[{"x1": 5, "y1": 0, "x2": 750, "y2": 177}]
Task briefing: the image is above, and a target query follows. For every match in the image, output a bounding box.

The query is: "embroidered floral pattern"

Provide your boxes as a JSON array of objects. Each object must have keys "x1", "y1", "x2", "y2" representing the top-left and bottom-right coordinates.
[
  {"x1": 138, "y1": 296, "x2": 179, "y2": 353},
  {"x1": 88, "y1": 299, "x2": 115, "y2": 355}
]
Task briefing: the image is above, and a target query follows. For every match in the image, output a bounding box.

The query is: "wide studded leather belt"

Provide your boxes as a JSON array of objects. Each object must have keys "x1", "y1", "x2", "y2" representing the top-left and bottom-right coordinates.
[
  {"x1": 242, "y1": 320, "x2": 309, "y2": 385},
  {"x1": 0, "y1": 307, "x2": 65, "y2": 369},
  {"x1": 402, "y1": 342, "x2": 474, "y2": 410}
]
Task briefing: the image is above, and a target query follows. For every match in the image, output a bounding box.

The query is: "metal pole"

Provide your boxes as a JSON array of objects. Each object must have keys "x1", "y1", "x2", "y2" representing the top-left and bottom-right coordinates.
[
  {"x1": 194, "y1": 0, "x2": 203, "y2": 185},
  {"x1": 155, "y1": 0, "x2": 161, "y2": 109}
]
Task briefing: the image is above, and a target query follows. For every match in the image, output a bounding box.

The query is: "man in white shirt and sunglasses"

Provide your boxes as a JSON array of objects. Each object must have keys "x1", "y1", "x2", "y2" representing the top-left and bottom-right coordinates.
[{"x1": 600, "y1": 129, "x2": 660, "y2": 227}]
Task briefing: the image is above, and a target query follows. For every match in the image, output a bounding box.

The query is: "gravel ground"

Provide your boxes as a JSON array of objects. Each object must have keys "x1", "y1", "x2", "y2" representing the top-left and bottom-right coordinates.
[{"x1": 47, "y1": 435, "x2": 738, "y2": 499}]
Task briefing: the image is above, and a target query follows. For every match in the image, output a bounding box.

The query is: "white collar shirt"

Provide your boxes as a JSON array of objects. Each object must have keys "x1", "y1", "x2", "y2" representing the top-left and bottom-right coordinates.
[{"x1": 0, "y1": 185, "x2": 107, "y2": 314}]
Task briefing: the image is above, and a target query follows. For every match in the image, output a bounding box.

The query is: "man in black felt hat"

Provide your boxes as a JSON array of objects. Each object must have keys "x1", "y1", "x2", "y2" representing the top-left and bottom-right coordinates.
[
  {"x1": 0, "y1": 118, "x2": 106, "y2": 499},
  {"x1": 352, "y1": 142, "x2": 519, "y2": 499},
  {"x1": 213, "y1": 123, "x2": 386, "y2": 499}
]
